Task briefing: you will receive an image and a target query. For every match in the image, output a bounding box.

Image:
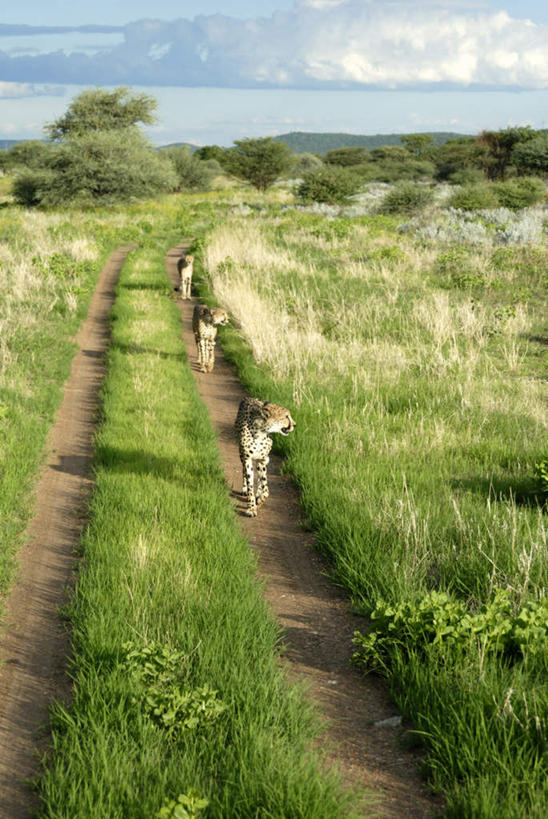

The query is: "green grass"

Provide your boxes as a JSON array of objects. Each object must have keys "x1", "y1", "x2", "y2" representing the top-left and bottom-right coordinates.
[
  {"x1": 0, "y1": 203, "x2": 158, "y2": 615},
  {"x1": 38, "y1": 218, "x2": 359, "y2": 817},
  {"x1": 193, "y1": 196, "x2": 548, "y2": 816}
]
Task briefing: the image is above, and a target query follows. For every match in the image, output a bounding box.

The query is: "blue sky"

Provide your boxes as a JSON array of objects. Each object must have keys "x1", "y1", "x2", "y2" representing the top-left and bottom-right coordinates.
[{"x1": 1, "y1": 1, "x2": 547, "y2": 145}]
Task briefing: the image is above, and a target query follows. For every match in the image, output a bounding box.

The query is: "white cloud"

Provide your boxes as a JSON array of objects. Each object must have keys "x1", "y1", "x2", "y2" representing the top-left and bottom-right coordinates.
[
  {"x1": 0, "y1": 81, "x2": 63, "y2": 98},
  {"x1": 0, "y1": 2, "x2": 547, "y2": 90}
]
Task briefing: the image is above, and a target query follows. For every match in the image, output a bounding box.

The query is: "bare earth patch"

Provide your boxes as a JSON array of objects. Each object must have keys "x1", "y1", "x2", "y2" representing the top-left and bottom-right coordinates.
[
  {"x1": 167, "y1": 244, "x2": 443, "y2": 818},
  {"x1": 0, "y1": 246, "x2": 135, "y2": 818}
]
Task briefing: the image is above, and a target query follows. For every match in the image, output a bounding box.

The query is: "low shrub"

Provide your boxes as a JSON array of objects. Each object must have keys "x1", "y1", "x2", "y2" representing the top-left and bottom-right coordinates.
[
  {"x1": 449, "y1": 184, "x2": 498, "y2": 210},
  {"x1": 493, "y1": 177, "x2": 545, "y2": 210},
  {"x1": 378, "y1": 182, "x2": 434, "y2": 215},
  {"x1": 12, "y1": 168, "x2": 55, "y2": 206},
  {"x1": 296, "y1": 165, "x2": 362, "y2": 204}
]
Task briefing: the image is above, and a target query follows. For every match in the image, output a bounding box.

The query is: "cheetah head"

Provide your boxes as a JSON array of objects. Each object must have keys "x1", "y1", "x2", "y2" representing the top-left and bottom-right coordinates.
[
  {"x1": 210, "y1": 307, "x2": 229, "y2": 326},
  {"x1": 184, "y1": 254, "x2": 194, "y2": 265},
  {"x1": 258, "y1": 401, "x2": 296, "y2": 436}
]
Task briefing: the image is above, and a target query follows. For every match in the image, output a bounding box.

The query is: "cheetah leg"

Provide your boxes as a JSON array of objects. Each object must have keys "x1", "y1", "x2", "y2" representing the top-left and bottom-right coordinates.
[
  {"x1": 206, "y1": 340, "x2": 215, "y2": 372},
  {"x1": 242, "y1": 457, "x2": 256, "y2": 516},
  {"x1": 183, "y1": 277, "x2": 191, "y2": 299},
  {"x1": 256, "y1": 457, "x2": 270, "y2": 507},
  {"x1": 194, "y1": 337, "x2": 202, "y2": 368},
  {"x1": 198, "y1": 339, "x2": 208, "y2": 372}
]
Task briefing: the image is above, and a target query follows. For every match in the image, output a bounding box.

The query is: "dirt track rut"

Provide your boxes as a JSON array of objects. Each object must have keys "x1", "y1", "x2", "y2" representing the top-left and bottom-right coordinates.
[
  {"x1": 167, "y1": 243, "x2": 442, "y2": 818},
  {"x1": 0, "y1": 246, "x2": 135, "y2": 819}
]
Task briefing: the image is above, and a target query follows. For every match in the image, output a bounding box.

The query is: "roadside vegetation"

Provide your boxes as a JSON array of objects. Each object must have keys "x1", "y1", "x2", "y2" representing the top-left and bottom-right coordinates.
[
  {"x1": 0, "y1": 203, "x2": 152, "y2": 616},
  {"x1": 194, "y1": 186, "x2": 547, "y2": 816},
  {"x1": 38, "y1": 222, "x2": 355, "y2": 817}
]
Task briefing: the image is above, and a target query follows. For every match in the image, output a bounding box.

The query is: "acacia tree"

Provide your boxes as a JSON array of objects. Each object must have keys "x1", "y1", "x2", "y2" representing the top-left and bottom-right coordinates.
[
  {"x1": 44, "y1": 86, "x2": 158, "y2": 141},
  {"x1": 222, "y1": 137, "x2": 292, "y2": 191},
  {"x1": 478, "y1": 126, "x2": 536, "y2": 180},
  {"x1": 13, "y1": 87, "x2": 176, "y2": 206}
]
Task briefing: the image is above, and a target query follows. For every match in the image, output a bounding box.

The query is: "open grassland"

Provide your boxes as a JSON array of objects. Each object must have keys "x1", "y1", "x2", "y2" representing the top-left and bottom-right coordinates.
[
  {"x1": 0, "y1": 201, "x2": 168, "y2": 613},
  {"x1": 38, "y1": 224, "x2": 357, "y2": 818},
  {"x1": 197, "y1": 197, "x2": 548, "y2": 816}
]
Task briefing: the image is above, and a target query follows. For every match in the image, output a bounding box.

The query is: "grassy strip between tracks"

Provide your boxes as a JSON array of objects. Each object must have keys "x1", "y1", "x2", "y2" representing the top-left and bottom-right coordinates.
[{"x1": 38, "y1": 231, "x2": 357, "y2": 818}]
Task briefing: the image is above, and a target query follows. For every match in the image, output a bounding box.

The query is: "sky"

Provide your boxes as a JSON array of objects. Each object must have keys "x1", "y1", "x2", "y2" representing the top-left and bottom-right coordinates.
[{"x1": 1, "y1": 1, "x2": 547, "y2": 146}]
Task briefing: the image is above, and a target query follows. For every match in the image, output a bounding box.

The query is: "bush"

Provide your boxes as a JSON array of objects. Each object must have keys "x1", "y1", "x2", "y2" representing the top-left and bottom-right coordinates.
[
  {"x1": 12, "y1": 168, "x2": 56, "y2": 206},
  {"x1": 378, "y1": 182, "x2": 434, "y2": 215},
  {"x1": 290, "y1": 152, "x2": 323, "y2": 177},
  {"x1": 448, "y1": 167, "x2": 485, "y2": 186},
  {"x1": 493, "y1": 177, "x2": 545, "y2": 210},
  {"x1": 296, "y1": 165, "x2": 362, "y2": 204},
  {"x1": 39, "y1": 129, "x2": 177, "y2": 206},
  {"x1": 449, "y1": 184, "x2": 498, "y2": 210},
  {"x1": 162, "y1": 146, "x2": 216, "y2": 192}
]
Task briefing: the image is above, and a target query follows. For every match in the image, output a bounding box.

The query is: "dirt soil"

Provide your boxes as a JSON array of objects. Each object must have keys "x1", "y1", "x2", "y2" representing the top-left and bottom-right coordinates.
[
  {"x1": 167, "y1": 243, "x2": 443, "y2": 818},
  {"x1": 0, "y1": 246, "x2": 135, "y2": 819}
]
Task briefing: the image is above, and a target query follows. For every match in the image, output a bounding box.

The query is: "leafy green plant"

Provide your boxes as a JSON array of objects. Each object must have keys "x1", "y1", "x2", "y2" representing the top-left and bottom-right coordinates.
[
  {"x1": 296, "y1": 165, "x2": 361, "y2": 204},
  {"x1": 378, "y1": 182, "x2": 434, "y2": 215},
  {"x1": 449, "y1": 183, "x2": 498, "y2": 210},
  {"x1": 157, "y1": 791, "x2": 209, "y2": 819},
  {"x1": 534, "y1": 459, "x2": 548, "y2": 497},
  {"x1": 122, "y1": 642, "x2": 226, "y2": 738},
  {"x1": 352, "y1": 589, "x2": 548, "y2": 675},
  {"x1": 493, "y1": 177, "x2": 545, "y2": 210}
]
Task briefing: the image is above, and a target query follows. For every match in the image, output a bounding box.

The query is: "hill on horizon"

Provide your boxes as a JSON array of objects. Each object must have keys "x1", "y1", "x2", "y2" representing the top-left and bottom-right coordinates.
[{"x1": 272, "y1": 131, "x2": 468, "y2": 154}]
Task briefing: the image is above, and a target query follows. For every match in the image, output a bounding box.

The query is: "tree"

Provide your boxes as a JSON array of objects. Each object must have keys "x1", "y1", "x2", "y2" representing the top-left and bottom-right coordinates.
[
  {"x1": 477, "y1": 126, "x2": 536, "y2": 180},
  {"x1": 401, "y1": 133, "x2": 435, "y2": 159},
  {"x1": 44, "y1": 86, "x2": 157, "y2": 141},
  {"x1": 434, "y1": 137, "x2": 488, "y2": 182},
  {"x1": 24, "y1": 130, "x2": 176, "y2": 207},
  {"x1": 194, "y1": 145, "x2": 226, "y2": 163},
  {"x1": 512, "y1": 133, "x2": 548, "y2": 176},
  {"x1": 222, "y1": 137, "x2": 292, "y2": 191}
]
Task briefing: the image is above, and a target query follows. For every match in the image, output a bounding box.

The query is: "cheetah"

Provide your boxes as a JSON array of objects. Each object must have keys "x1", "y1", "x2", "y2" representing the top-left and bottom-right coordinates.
[
  {"x1": 176, "y1": 254, "x2": 194, "y2": 300},
  {"x1": 192, "y1": 304, "x2": 229, "y2": 372},
  {"x1": 235, "y1": 397, "x2": 296, "y2": 517}
]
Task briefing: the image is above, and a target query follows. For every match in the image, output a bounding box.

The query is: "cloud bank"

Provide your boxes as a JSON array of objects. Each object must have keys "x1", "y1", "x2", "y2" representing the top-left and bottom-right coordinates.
[{"x1": 0, "y1": 1, "x2": 546, "y2": 90}]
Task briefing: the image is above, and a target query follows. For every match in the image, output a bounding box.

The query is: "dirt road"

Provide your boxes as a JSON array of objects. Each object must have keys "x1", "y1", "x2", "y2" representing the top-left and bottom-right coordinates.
[{"x1": 0, "y1": 246, "x2": 135, "y2": 818}]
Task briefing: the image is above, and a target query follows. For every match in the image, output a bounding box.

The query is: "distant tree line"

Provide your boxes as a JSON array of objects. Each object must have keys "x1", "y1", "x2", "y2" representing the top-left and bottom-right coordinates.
[{"x1": 1, "y1": 87, "x2": 546, "y2": 207}]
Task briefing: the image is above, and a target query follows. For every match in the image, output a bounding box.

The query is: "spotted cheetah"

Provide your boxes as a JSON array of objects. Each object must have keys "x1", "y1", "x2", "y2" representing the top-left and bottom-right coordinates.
[
  {"x1": 176, "y1": 254, "x2": 194, "y2": 300},
  {"x1": 192, "y1": 304, "x2": 229, "y2": 372},
  {"x1": 235, "y1": 397, "x2": 296, "y2": 517}
]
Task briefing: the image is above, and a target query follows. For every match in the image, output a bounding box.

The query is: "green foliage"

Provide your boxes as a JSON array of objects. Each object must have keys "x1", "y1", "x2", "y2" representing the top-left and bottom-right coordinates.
[
  {"x1": 289, "y1": 152, "x2": 324, "y2": 177},
  {"x1": 534, "y1": 459, "x2": 548, "y2": 496},
  {"x1": 512, "y1": 133, "x2": 548, "y2": 176},
  {"x1": 378, "y1": 182, "x2": 434, "y2": 214},
  {"x1": 163, "y1": 146, "x2": 216, "y2": 192},
  {"x1": 39, "y1": 129, "x2": 176, "y2": 206},
  {"x1": 400, "y1": 133, "x2": 436, "y2": 159},
  {"x1": 479, "y1": 126, "x2": 538, "y2": 180},
  {"x1": 493, "y1": 177, "x2": 545, "y2": 210},
  {"x1": 1, "y1": 139, "x2": 54, "y2": 170},
  {"x1": 222, "y1": 137, "x2": 293, "y2": 191},
  {"x1": 324, "y1": 146, "x2": 370, "y2": 166},
  {"x1": 448, "y1": 167, "x2": 485, "y2": 185},
  {"x1": 434, "y1": 136, "x2": 488, "y2": 181},
  {"x1": 12, "y1": 168, "x2": 55, "y2": 206},
  {"x1": 157, "y1": 791, "x2": 209, "y2": 819},
  {"x1": 194, "y1": 145, "x2": 226, "y2": 162},
  {"x1": 449, "y1": 183, "x2": 498, "y2": 210},
  {"x1": 352, "y1": 589, "x2": 548, "y2": 675},
  {"x1": 45, "y1": 86, "x2": 157, "y2": 141},
  {"x1": 296, "y1": 165, "x2": 361, "y2": 204}
]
